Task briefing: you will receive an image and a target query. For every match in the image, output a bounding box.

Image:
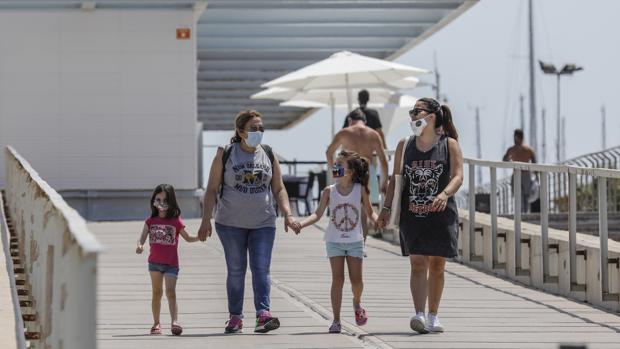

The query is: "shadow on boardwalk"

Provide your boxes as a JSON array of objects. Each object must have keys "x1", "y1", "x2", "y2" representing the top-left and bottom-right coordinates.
[{"x1": 90, "y1": 219, "x2": 620, "y2": 349}]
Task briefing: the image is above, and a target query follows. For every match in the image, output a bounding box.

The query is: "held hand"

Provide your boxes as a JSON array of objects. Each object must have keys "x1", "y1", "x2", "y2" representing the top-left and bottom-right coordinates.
[
  {"x1": 292, "y1": 220, "x2": 302, "y2": 235},
  {"x1": 370, "y1": 214, "x2": 381, "y2": 232},
  {"x1": 431, "y1": 192, "x2": 449, "y2": 212},
  {"x1": 135, "y1": 245, "x2": 144, "y2": 254},
  {"x1": 197, "y1": 219, "x2": 213, "y2": 242},
  {"x1": 377, "y1": 207, "x2": 390, "y2": 229},
  {"x1": 284, "y1": 215, "x2": 301, "y2": 235}
]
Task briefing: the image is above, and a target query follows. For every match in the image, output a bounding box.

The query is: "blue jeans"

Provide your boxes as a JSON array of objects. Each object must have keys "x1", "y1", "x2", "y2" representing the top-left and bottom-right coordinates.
[
  {"x1": 215, "y1": 223, "x2": 276, "y2": 317},
  {"x1": 148, "y1": 262, "x2": 179, "y2": 279}
]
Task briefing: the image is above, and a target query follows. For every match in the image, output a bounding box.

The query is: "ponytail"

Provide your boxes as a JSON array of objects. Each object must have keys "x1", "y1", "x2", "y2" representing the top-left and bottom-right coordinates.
[
  {"x1": 417, "y1": 97, "x2": 459, "y2": 141},
  {"x1": 439, "y1": 105, "x2": 459, "y2": 141}
]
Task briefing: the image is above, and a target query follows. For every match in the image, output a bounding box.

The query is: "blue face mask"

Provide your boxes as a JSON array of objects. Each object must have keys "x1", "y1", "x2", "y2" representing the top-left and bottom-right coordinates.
[
  {"x1": 245, "y1": 131, "x2": 263, "y2": 148},
  {"x1": 332, "y1": 164, "x2": 345, "y2": 178}
]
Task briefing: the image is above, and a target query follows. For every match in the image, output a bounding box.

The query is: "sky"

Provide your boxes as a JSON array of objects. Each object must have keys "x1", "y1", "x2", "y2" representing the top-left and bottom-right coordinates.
[{"x1": 202, "y1": 0, "x2": 620, "y2": 186}]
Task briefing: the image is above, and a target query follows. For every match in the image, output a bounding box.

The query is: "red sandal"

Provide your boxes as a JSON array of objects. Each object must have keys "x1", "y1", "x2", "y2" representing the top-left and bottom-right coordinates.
[
  {"x1": 171, "y1": 323, "x2": 183, "y2": 336},
  {"x1": 150, "y1": 324, "x2": 162, "y2": 335}
]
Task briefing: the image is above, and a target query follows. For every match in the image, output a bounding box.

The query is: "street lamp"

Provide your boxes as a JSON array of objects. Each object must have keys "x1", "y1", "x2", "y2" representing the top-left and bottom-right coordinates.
[{"x1": 539, "y1": 60, "x2": 583, "y2": 162}]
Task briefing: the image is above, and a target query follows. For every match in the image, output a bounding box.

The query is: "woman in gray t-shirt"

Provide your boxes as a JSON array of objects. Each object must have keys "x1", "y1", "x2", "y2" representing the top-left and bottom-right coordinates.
[{"x1": 198, "y1": 109, "x2": 301, "y2": 334}]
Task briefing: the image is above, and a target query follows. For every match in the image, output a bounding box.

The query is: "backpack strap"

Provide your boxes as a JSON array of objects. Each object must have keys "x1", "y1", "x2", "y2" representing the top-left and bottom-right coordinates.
[
  {"x1": 219, "y1": 143, "x2": 275, "y2": 198},
  {"x1": 220, "y1": 144, "x2": 233, "y2": 198},
  {"x1": 260, "y1": 144, "x2": 275, "y2": 166}
]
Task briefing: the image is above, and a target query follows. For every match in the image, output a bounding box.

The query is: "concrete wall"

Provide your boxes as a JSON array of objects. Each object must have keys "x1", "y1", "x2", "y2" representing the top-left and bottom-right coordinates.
[
  {"x1": 0, "y1": 8, "x2": 198, "y2": 191},
  {"x1": 0, "y1": 193, "x2": 24, "y2": 349},
  {"x1": 4, "y1": 146, "x2": 103, "y2": 349}
]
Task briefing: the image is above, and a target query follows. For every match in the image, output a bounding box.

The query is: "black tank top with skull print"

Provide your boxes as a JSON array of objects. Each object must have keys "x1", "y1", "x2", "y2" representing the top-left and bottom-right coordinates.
[{"x1": 399, "y1": 135, "x2": 457, "y2": 229}]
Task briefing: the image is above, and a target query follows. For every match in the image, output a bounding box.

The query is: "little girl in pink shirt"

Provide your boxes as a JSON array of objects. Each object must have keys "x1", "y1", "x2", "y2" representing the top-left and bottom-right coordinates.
[{"x1": 136, "y1": 184, "x2": 199, "y2": 336}]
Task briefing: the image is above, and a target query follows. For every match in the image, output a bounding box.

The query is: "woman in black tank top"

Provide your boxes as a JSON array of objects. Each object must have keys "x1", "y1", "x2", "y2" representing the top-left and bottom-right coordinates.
[{"x1": 378, "y1": 97, "x2": 464, "y2": 334}]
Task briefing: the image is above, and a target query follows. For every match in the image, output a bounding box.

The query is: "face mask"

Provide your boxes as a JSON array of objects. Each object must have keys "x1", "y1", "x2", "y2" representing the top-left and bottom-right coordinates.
[
  {"x1": 332, "y1": 164, "x2": 345, "y2": 178},
  {"x1": 410, "y1": 117, "x2": 428, "y2": 136},
  {"x1": 245, "y1": 131, "x2": 263, "y2": 148}
]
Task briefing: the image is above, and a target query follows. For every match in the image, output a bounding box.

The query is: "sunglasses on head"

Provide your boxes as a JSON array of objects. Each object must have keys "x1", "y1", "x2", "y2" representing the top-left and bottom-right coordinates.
[{"x1": 409, "y1": 108, "x2": 433, "y2": 117}]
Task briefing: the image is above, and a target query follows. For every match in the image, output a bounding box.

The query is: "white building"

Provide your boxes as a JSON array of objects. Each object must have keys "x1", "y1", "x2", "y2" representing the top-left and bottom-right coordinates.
[{"x1": 0, "y1": 0, "x2": 476, "y2": 220}]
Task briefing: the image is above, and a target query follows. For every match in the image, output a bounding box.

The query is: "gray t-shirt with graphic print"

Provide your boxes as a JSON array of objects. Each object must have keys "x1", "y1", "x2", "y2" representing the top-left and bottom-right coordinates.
[{"x1": 215, "y1": 143, "x2": 276, "y2": 229}]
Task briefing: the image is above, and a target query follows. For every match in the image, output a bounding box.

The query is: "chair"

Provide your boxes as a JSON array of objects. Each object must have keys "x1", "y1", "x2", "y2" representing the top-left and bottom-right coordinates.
[
  {"x1": 283, "y1": 175, "x2": 307, "y2": 216},
  {"x1": 283, "y1": 172, "x2": 317, "y2": 216},
  {"x1": 315, "y1": 170, "x2": 327, "y2": 202},
  {"x1": 302, "y1": 171, "x2": 316, "y2": 215},
  {"x1": 312, "y1": 170, "x2": 327, "y2": 212}
]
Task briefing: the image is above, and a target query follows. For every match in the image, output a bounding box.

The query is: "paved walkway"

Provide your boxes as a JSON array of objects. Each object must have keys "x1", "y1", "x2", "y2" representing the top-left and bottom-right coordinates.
[{"x1": 90, "y1": 218, "x2": 620, "y2": 349}]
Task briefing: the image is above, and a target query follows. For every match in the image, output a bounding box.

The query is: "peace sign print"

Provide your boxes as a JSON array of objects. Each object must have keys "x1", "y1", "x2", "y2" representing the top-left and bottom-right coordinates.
[{"x1": 331, "y1": 203, "x2": 360, "y2": 232}]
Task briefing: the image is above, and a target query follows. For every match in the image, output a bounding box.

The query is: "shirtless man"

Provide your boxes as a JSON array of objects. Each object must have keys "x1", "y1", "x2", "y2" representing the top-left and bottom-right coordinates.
[
  {"x1": 326, "y1": 110, "x2": 389, "y2": 244},
  {"x1": 502, "y1": 129, "x2": 537, "y2": 213}
]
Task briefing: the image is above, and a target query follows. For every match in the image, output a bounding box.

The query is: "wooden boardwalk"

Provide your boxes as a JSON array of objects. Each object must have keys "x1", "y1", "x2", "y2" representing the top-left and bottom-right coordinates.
[{"x1": 90, "y1": 219, "x2": 620, "y2": 349}]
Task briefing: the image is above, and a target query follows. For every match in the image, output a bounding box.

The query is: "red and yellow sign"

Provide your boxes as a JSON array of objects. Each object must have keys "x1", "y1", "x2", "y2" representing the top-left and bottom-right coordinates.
[{"x1": 176, "y1": 28, "x2": 191, "y2": 40}]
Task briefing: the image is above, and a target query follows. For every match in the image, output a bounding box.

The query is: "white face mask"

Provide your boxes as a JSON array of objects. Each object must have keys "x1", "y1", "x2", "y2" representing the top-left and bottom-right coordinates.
[
  {"x1": 410, "y1": 117, "x2": 428, "y2": 136},
  {"x1": 154, "y1": 202, "x2": 168, "y2": 211},
  {"x1": 245, "y1": 131, "x2": 263, "y2": 148}
]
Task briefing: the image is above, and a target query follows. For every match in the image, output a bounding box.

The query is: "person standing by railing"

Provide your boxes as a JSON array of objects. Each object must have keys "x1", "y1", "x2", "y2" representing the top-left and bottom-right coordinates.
[
  {"x1": 502, "y1": 129, "x2": 537, "y2": 213},
  {"x1": 377, "y1": 97, "x2": 463, "y2": 334}
]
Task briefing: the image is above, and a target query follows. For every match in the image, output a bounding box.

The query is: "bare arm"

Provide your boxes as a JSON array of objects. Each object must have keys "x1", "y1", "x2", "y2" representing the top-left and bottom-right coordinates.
[
  {"x1": 502, "y1": 147, "x2": 512, "y2": 161},
  {"x1": 361, "y1": 189, "x2": 378, "y2": 224},
  {"x1": 325, "y1": 131, "x2": 344, "y2": 169},
  {"x1": 299, "y1": 187, "x2": 331, "y2": 230},
  {"x1": 271, "y1": 154, "x2": 301, "y2": 233},
  {"x1": 198, "y1": 147, "x2": 225, "y2": 241},
  {"x1": 372, "y1": 131, "x2": 389, "y2": 192},
  {"x1": 429, "y1": 138, "x2": 464, "y2": 212},
  {"x1": 376, "y1": 127, "x2": 387, "y2": 150},
  {"x1": 271, "y1": 155, "x2": 292, "y2": 217},
  {"x1": 203, "y1": 147, "x2": 223, "y2": 220},
  {"x1": 530, "y1": 147, "x2": 537, "y2": 164},
  {"x1": 376, "y1": 138, "x2": 406, "y2": 228},
  {"x1": 180, "y1": 228, "x2": 199, "y2": 243},
  {"x1": 383, "y1": 138, "x2": 406, "y2": 208},
  {"x1": 136, "y1": 223, "x2": 149, "y2": 254}
]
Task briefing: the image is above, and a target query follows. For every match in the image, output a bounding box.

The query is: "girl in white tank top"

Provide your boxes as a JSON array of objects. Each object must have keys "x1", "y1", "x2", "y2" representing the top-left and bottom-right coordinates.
[{"x1": 299, "y1": 150, "x2": 378, "y2": 333}]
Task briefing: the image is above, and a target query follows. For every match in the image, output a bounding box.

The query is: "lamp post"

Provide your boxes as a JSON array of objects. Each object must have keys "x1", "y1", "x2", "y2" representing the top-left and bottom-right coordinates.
[{"x1": 539, "y1": 61, "x2": 583, "y2": 162}]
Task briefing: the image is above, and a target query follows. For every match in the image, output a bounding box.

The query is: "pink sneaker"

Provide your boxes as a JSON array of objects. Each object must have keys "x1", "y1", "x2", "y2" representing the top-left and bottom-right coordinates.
[
  {"x1": 355, "y1": 307, "x2": 368, "y2": 326},
  {"x1": 224, "y1": 315, "x2": 243, "y2": 334},
  {"x1": 254, "y1": 311, "x2": 280, "y2": 333}
]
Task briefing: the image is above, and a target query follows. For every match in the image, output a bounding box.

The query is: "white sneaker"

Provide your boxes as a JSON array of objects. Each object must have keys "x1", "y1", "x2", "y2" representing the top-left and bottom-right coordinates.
[
  {"x1": 409, "y1": 312, "x2": 429, "y2": 334},
  {"x1": 427, "y1": 313, "x2": 444, "y2": 333}
]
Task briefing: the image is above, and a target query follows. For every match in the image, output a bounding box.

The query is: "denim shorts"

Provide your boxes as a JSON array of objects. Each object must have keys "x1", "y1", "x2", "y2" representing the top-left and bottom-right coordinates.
[
  {"x1": 325, "y1": 240, "x2": 364, "y2": 259},
  {"x1": 148, "y1": 262, "x2": 179, "y2": 279}
]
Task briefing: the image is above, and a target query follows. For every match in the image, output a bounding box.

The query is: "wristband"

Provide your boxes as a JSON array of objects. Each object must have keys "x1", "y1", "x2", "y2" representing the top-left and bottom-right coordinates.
[
  {"x1": 443, "y1": 190, "x2": 450, "y2": 197},
  {"x1": 382, "y1": 206, "x2": 392, "y2": 212}
]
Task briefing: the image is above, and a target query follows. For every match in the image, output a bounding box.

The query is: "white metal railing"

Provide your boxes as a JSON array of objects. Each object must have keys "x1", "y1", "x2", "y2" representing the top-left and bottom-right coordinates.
[
  {"x1": 464, "y1": 158, "x2": 620, "y2": 301},
  {"x1": 476, "y1": 146, "x2": 620, "y2": 215},
  {"x1": 4, "y1": 146, "x2": 103, "y2": 349}
]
